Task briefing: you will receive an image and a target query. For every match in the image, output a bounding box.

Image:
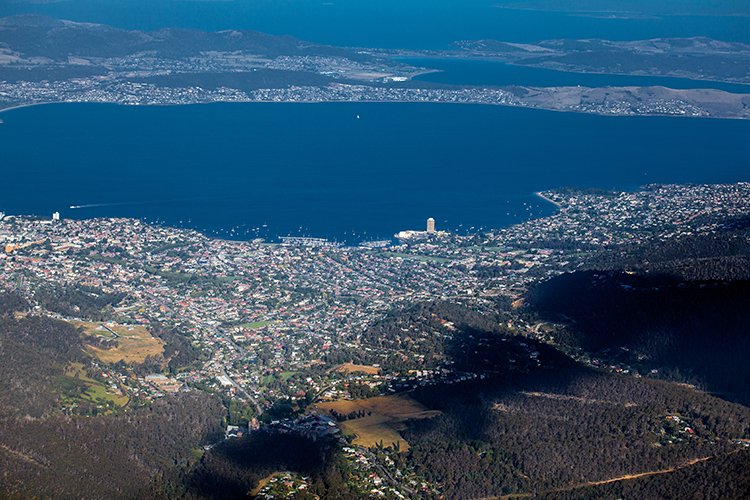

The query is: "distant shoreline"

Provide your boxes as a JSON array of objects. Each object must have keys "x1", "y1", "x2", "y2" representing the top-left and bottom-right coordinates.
[
  {"x1": 1, "y1": 99, "x2": 747, "y2": 121},
  {"x1": 0, "y1": 102, "x2": 49, "y2": 115},
  {"x1": 400, "y1": 53, "x2": 750, "y2": 91}
]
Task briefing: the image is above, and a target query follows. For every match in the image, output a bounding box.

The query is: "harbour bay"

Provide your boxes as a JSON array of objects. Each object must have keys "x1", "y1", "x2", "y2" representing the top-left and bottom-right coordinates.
[{"x1": 1, "y1": 101, "x2": 748, "y2": 243}]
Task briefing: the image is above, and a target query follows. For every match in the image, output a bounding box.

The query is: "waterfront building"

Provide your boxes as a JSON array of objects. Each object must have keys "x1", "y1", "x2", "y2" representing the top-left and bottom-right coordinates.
[{"x1": 427, "y1": 217, "x2": 436, "y2": 234}]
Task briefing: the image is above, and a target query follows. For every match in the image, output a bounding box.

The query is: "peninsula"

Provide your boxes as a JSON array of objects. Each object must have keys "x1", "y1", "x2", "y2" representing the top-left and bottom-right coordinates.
[{"x1": 2, "y1": 16, "x2": 749, "y2": 119}]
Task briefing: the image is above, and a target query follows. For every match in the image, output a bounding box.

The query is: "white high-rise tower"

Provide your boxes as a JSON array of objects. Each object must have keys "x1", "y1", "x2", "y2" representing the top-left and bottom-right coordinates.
[{"x1": 426, "y1": 217, "x2": 436, "y2": 234}]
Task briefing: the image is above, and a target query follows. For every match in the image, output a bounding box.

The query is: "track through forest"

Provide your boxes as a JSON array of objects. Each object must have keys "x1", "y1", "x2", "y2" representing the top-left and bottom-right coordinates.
[{"x1": 497, "y1": 452, "x2": 736, "y2": 499}]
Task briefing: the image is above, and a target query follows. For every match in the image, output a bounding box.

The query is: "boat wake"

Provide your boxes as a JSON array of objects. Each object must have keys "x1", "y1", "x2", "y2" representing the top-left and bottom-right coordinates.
[
  {"x1": 69, "y1": 199, "x2": 182, "y2": 210},
  {"x1": 69, "y1": 202, "x2": 132, "y2": 209}
]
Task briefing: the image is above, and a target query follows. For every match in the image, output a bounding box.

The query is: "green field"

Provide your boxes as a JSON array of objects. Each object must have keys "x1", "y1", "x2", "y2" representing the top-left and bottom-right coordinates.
[
  {"x1": 62, "y1": 363, "x2": 129, "y2": 412},
  {"x1": 261, "y1": 371, "x2": 296, "y2": 385}
]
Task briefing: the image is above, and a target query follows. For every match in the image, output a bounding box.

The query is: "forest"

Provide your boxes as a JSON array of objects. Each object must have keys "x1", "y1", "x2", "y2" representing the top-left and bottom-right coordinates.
[
  {"x1": 540, "y1": 448, "x2": 750, "y2": 499},
  {"x1": 583, "y1": 219, "x2": 750, "y2": 281},
  {"x1": 527, "y1": 222, "x2": 750, "y2": 406},
  {"x1": 0, "y1": 292, "x2": 227, "y2": 499},
  {"x1": 0, "y1": 391, "x2": 225, "y2": 499},
  {"x1": 187, "y1": 431, "x2": 346, "y2": 499},
  {"x1": 33, "y1": 283, "x2": 127, "y2": 321},
  {"x1": 298, "y1": 294, "x2": 750, "y2": 498},
  {"x1": 403, "y1": 338, "x2": 750, "y2": 498},
  {"x1": 0, "y1": 305, "x2": 87, "y2": 418}
]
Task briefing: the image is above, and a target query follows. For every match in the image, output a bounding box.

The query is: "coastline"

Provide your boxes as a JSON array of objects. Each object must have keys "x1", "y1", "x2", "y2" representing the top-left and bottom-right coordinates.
[
  {"x1": 0, "y1": 102, "x2": 48, "y2": 114},
  {"x1": 397, "y1": 53, "x2": 750, "y2": 92},
  {"x1": 1, "y1": 183, "x2": 742, "y2": 248},
  {"x1": 0, "y1": 98, "x2": 746, "y2": 121},
  {"x1": 534, "y1": 191, "x2": 563, "y2": 210}
]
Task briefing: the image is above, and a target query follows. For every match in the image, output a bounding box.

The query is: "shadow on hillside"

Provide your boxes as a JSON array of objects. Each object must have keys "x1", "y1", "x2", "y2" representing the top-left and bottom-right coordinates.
[
  {"x1": 187, "y1": 431, "x2": 337, "y2": 499},
  {"x1": 527, "y1": 270, "x2": 750, "y2": 406}
]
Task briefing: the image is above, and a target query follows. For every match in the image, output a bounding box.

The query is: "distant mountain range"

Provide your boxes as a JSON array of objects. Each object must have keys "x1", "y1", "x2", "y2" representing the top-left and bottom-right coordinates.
[{"x1": 0, "y1": 15, "x2": 359, "y2": 60}]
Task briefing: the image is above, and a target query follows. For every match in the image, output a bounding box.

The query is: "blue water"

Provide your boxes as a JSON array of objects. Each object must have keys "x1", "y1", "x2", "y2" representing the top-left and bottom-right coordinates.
[
  {"x1": 407, "y1": 58, "x2": 750, "y2": 93},
  {"x1": 1, "y1": 102, "x2": 749, "y2": 243},
  {"x1": 1, "y1": 0, "x2": 749, "y2": 48}
]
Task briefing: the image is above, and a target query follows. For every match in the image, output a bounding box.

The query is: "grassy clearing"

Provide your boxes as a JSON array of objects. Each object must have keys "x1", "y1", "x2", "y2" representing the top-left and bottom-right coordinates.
[
  {"x1": 261, "y1": 371, "x2": 296, "y2": 386},
  {"x1": 317, "y1": 394, "x2": 439, "y2": 450},
  {"x1": 71, "y1": 321, "x2": 164, "y2": 364},
  {"x1": 70, "y1": 320, "x2": 117, "y2": 339},
  {"x1": 63, "y1": 363, "x2": 128, "y2": 410},
  {"x1": 340, "y1": 415, "x2": 405, "y2": 449},
  {"x1": 333, "y1": 363, "x2": 381, "y2": 375}
]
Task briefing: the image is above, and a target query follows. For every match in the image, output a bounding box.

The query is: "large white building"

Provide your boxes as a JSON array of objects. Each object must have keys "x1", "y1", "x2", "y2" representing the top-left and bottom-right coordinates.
[{"x1": 395, "y1": 217, "x2": 446, "y2": 241}]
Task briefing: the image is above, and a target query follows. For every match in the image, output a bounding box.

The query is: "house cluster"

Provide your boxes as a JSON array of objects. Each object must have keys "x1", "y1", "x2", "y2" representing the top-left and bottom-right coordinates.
[
  {"x1": 266, "y1": 414, "x2": 341, "y2": 442},
  {"x1": 1, "y1": 182, "x2": 748, "y2": 416}
]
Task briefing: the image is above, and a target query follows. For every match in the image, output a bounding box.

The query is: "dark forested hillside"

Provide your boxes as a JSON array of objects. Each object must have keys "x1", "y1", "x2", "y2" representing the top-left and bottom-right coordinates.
[
  {"x1": 405, "y1": 364, "x2": 750, "y2": 499},
  {"x1": 584, "y1": 223, "x2": 750, "y2": 281},
  {"x1": 330, "y1": 300, "x2": 519, "y2": 372},
  {"x1": 0, "y1": 291, "x2": 28, "y2": 315},
  {"x1": 0, "y1": 392, "x2": 225, "y2": 499},
  {"x1": 33, "y1": 284, "x2": 127, "y2": 321},
  {"x1": 355, "y1": 292, "x2": 750, "y2": 499},
  {"x1": 525, "y1": 221, "x2": 750, "y2": 406},
  {"x1": 528, "y1": 270, "x2": 750, "y2": 405},
  {"x1": 188, "y1": 432, "x2": 343, "y2": 499},
  {"x1": 0, "y1": 293, "x2": 226, "y2": 499},
  {"x1": 541, "y1": 448, "x2": 750, "y2": 499},
  {"x1": 0, "y1": 308, "x2": 86, "y2": 418}
]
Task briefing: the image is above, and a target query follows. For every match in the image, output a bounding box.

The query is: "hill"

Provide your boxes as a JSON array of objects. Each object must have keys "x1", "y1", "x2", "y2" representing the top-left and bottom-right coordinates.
[
  {"x1": 321, "y1": 299, "x2": 750, "y2": 498},
  {"x1": 377, "y1": 301, "x2": 750, "y2": 499},
  {"x1": 0, "y1": 15, "x2": 355, "y2": 60},
  {"x1": 527, "y1": 221, "x2": 750, "y2": 406},
  {"x1": 0, "y1": 293, "x2": 225, "y2": 499}
]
